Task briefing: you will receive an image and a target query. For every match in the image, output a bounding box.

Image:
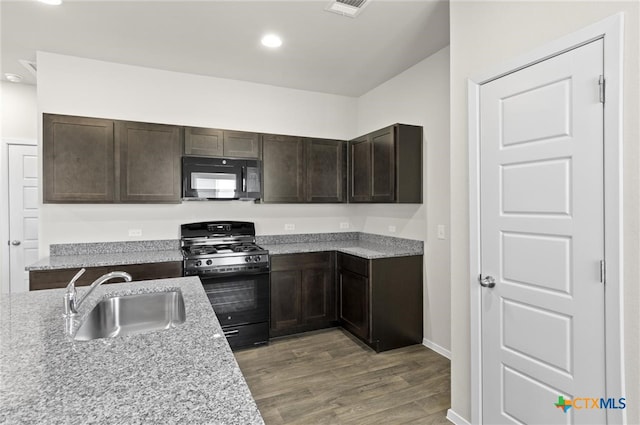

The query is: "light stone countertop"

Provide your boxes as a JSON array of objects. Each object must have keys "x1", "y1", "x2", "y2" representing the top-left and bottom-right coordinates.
[
  {"x1": 261, "y1": 240, "x2": 423, "y2": 259},
  {"x1": 26, "y1": 250, "x2": 184, "y2": 271},
  {"x1": 0, "y1": 277, "x2": 264, "y2": 425},
  {"x1": 26, "y1": 233, "x2": 423, "y2": 272}
]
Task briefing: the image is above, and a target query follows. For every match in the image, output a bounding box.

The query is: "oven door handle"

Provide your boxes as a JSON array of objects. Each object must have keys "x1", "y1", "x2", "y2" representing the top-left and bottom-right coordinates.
[{"x1": 224, "y1": 329, "x2": 240, "y2": 337}]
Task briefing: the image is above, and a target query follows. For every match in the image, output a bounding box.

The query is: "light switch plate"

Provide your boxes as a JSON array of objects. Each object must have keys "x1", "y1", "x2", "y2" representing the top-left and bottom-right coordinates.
[
  {"x1": 437, "y1": 225, "x2": 446, "y2": 240},
  {"x1": 284, "y1": 224, "x2": 295, "y2": 231},
  {"x1": 388, "y1": 225, "x2": 396, "y2": 233},
  {"x1": 340, "y1": 222, "x2": 349, "y2": 229}
]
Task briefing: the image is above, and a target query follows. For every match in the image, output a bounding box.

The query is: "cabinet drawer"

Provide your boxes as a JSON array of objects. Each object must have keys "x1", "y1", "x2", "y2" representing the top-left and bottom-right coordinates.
[
  {"x1": 223, "y1": 322, "x2": 269, "y2": 350},
  {"x1": 270, "y1": 252, "x2": 332, "y2": 271},
  {"x1": 29, "y1": 261, "x2": 183, "y2": 291},
  {"x1": 338, "y1": 253, "x2": 369, "y2": 277}
]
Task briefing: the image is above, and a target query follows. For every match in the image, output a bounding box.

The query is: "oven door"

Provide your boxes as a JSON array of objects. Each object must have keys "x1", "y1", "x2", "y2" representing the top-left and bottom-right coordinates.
[{"x1": 200, "y1": 272, "x2": 269, "y2": 328}]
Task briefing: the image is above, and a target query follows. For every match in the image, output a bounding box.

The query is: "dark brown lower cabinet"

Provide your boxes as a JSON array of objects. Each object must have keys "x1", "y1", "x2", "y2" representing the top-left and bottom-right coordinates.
[
  {"x1": 269, "y1": 252, "x2": 336, "y2": 337},
  {"x1": 338, "y1": 268, "x2": 369, "y2": 341},
  {"x1": 29, "y1": 261, "x2": 183, "y2": 291},
  {"x1": 338, "y1": 253, "x2": 423, "y2": 352}
]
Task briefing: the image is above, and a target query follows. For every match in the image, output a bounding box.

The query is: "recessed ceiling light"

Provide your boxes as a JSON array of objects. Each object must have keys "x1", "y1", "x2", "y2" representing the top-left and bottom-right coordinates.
[
  {"x1": 38, "y1": 0, "x2": 62, "y2": 5},
  {"x1": 4, "y1": 73, "x2": 23, "y2": 83},
  {"x1": 261, "y1": 34, "x2": 282, "y2": 48}
]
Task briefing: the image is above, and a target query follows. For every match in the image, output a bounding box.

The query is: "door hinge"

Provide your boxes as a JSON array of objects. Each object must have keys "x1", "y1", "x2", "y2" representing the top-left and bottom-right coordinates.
[
  {"x1": 600, "y1": 260, "x2": 606, "y2": 284},
  {"x1": 598, "y1": 75, "x2": 605, "y2": 104}
]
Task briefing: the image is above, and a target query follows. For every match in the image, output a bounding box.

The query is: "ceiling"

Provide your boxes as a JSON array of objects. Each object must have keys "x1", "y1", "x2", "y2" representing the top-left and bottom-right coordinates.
[{"x1": 0, "y1": 0, "x2": 449, "y2": 97}]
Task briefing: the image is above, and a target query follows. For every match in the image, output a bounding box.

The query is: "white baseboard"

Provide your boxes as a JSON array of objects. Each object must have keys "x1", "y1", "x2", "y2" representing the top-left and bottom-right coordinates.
[
  {"x1": 446, "y1": 409, "x2": 471, "y2": 425},
  {"x1": 422, "y1": 338, "x2": 451, "y2": 359}
]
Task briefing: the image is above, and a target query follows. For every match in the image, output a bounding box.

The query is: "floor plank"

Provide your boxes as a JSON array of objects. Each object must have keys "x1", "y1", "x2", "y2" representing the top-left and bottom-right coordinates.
[{"x1": 235, "y1": 328, "x2": 450, "y2": 425}]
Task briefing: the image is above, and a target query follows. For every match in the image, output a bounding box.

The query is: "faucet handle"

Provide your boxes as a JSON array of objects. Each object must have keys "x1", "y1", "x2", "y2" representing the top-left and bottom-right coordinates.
[
  {"x1": 67, "y1": 268, "x2": 86, "y2": 291},
  {"x1": 64, "y1": 268, "x2": 86, "y2": 317}
]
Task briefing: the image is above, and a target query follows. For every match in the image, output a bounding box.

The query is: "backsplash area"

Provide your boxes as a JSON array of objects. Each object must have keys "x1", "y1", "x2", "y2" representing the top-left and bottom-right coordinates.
[
  {"x1": 49, "y1": 240, "x2": 180, "y2": 256},
  {"x1": 47, "y1": 232, "x2": 422, "y2": 257}
]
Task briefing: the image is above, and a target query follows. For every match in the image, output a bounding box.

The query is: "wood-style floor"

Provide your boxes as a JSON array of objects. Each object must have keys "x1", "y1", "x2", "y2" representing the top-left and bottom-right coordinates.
[{"x1": 234, "y1": 328, "x2": 451, "y2": 425}]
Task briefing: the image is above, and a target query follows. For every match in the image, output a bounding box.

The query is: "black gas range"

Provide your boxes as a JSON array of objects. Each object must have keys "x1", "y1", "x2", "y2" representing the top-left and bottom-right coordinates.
[{"x1": 180, "y1": 221, "x2": 269, "y2": 350}]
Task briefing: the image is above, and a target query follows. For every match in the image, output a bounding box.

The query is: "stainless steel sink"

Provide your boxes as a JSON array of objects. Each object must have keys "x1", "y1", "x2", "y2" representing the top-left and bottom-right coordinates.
[{"x1": 74, "y1": 290, "x2": 186, "y2": 341}]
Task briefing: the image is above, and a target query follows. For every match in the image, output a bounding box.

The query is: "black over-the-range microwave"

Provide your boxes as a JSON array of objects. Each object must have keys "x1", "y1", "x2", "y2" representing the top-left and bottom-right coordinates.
[{"x1": 182, "y1": 156, "x2": 261, "y2": 200}]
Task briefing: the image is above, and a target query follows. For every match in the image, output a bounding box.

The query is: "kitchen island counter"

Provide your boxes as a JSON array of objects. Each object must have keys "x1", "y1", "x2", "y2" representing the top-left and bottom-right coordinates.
[{"x1": 0, "y1": 277, "x2": 263, "y2": 425}]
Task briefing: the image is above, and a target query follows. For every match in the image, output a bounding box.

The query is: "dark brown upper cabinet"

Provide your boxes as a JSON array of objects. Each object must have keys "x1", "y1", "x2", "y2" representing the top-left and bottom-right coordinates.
[
  {"x1": 262, "y1": 135, "x2": 347, "y2": 203},
  {"x1": 43, "y1": 113, "x2": 182, "y2": 204},
  {"x1": 184, "y1": 127, "x2": 223, "y2": 157},
  {"x1": 349, "y1": 135, "x2": 371, "y2": 203},
  {"x1": 43, "y1": 114, "x2": 116, "y2": 203},
  {"x1": 117, "y1": 121, "x2": 182, "y2": 203},
  {"x1": 262, "y1": 134, "x2": 306, "y2": 203},
  {"x1": 223, "y1": 131, "x2": 260, "y2": 158},
  {"x1": 306, "y1": 138, "x2": 347, "y2": 203},
  {"x1": 349, "y1": 124, "x2": 423, "y2": 203},
  {"x1": 184, "y1": 127, "x2": 260, "y2": 159}
]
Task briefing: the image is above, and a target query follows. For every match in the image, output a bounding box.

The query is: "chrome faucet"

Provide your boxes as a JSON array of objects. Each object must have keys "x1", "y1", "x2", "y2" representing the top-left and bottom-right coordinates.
[{"x1": 63, "y1": 268, "x2": 133, "y2": 316}]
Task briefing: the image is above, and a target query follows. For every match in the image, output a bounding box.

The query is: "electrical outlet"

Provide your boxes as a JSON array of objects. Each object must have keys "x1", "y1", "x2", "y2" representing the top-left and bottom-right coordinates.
[
  {"x1": 284, "y1": 224, "x2": 295, "y2": 231},
  {"x1": 340, "y1": 222, "x2": 349, "y2": 229},
  {"x1": 437, "y1": 225, "x2": 446, "y2": 240},
  {"x1": 128, "y1": 229, "x2": 142, "y2": 237},
  {"x1": 388, "y1": 225, "x2": 396, "y2": 233}
]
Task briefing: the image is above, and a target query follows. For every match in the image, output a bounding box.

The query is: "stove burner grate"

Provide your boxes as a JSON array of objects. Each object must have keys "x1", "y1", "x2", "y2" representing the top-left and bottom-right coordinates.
[{"x1": 189, "y1": 246, "x2": 218, "y2": 256}]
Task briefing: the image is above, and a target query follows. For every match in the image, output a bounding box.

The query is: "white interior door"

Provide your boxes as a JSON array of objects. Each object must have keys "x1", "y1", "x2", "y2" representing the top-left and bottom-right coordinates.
[
  {"x1": 480, "y1": 39, "x2": 605, "y2": 424},
  {"x1": 8, "y1": 144, "x2": 39, "y2": 293}
]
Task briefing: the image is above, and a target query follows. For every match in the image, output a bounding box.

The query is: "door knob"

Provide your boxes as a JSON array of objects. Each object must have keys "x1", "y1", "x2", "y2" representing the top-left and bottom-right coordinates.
[
  {"x1": 479, "y1": 275, "x2": 496, "y2": 288},
  {"x1": 10, "y1": 240, "x2": 21, "y2": 246}
]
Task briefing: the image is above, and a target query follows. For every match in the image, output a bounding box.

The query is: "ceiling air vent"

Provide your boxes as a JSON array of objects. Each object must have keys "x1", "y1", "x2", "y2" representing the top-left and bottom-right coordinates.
[
  {"x1": 19, "y1": 59, "x2": 37, "y2": 77},
  {"x1": 325, "y1": 0, "x2": 370, "y2": 18}
]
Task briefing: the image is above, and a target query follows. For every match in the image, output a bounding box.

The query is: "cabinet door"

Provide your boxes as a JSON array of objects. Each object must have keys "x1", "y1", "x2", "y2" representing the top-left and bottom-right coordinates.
[
  {"x1": 223, "y1": 131, "x2": 260, "y2": 159},
  {"x1": 117, "y1": 121, "x2": 182, "y2": 203},
  {"x1": 184, "y1": 127, "x2": 223, "y2": 157},
  {"x1": 301, "y1": 267, "x2": 336, "y2": 324},
  {"x1": 306, "y1": 139, "x2": 347, "y2": 203},
  {"x1": 370, "y1": 126, "x2": 395, "y2": 202},
  {"x1": 262, "y1": 134, "x2": 305, "y2": 202},
  {"x1": 349, "y1": 136, "x2": 371, "y2": 202},
  {"x1": 270, "y1": 270, "x2": 302, "y2": 331},
  {"x1": 43, "y1": 114, "x2": 115, "y2": 203},
  {"x1": 339, "y1": 269, "x2": 370, "y2": 341}
]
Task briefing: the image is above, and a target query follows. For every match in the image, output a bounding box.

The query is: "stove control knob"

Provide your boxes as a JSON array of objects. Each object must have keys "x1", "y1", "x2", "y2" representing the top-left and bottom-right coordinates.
[
  {"x1": 206, "y1": 259, "x2": 213, "y2": 266},
  {"x1": 245, "y1": 256, "x2": 252, "y2": 263},
  {"x1": 195, "y1": 260, "x2": 202, "y2": 267},
  {"x1": 253, "y1": 256, "x2": 261, "y2": 263}
]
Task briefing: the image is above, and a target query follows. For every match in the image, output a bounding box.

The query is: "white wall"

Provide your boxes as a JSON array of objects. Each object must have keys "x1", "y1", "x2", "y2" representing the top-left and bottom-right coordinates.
[
  {"x1": 1, "y1": 81, "x2": 38, "y2": 141},
  {"x1": 37, "y1": 52, "x2": 359, "y2": 254},
  {"x1": 356, "y1": 46, "x2": 451, "y2": 353},
  {"x1": 449, "y1": 2, "x2": 640, "y2": 423}
]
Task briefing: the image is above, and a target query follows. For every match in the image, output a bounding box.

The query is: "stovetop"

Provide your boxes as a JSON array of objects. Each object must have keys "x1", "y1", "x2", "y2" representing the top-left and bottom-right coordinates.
[
  {"x1": 180, "y1": 221, "x2": 269, "y2": 275},
  {"x1": 185, "y1": 243, "x2": 265, "y2": 257}
]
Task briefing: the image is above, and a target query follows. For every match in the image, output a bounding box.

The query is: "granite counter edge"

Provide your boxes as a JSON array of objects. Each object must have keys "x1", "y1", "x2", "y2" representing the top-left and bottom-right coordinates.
[{"x1": 27, "y1": 251, "x2": 184, "y2": 271}]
